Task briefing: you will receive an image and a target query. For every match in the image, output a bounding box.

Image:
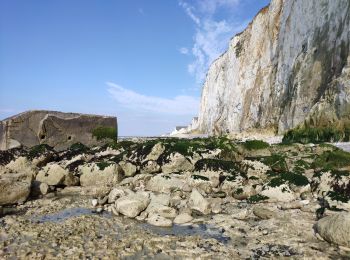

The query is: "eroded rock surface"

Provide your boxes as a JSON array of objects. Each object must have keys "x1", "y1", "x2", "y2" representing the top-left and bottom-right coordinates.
[
  {"x1": 195, "y1": 0, "x2": 350, "y2": 135},
  {"x1": 0, "y1": 110, "x2": 117, "y2": 151}
]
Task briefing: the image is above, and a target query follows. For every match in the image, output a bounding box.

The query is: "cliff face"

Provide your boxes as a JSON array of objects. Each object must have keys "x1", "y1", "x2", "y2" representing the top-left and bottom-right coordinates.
[{"x1": 197, "y1": 0, "x2": 350, "y2": 135}]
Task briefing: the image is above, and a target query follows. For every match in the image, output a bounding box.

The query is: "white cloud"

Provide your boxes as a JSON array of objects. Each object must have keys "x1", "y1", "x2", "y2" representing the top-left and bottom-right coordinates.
[
  {"x1": 179, "y1": 47, "x2": 189, "y2": 55},
  {"x1": 197, "y1": 0, "x2": 240, "y2": 15},
  {"x1": 179, "y1": 1, "x2": 201, "y2": 25},
  {"x1": 179, "y1": 0, "x2": 248, "y2": 84},
  {"x1": 107, "y1": 82, "x2": 199, "y2": 116}
]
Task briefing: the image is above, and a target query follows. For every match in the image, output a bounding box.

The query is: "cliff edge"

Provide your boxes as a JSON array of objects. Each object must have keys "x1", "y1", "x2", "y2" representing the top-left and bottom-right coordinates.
[{"x1": 197, "y1": 0, "x2": 350, "y2": 135}]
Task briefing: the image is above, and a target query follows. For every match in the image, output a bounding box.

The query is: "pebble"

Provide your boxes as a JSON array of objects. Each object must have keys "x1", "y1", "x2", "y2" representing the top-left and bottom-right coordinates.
[
  {"x1": 173, "y1": 213, "x2": 193, "y2": 224},
  {"x1": 39, "y1": 183, "x2": 49, "y2": 195},
  {"x1": 91, "y1": 199, "x2": 98, "y2": 207}
]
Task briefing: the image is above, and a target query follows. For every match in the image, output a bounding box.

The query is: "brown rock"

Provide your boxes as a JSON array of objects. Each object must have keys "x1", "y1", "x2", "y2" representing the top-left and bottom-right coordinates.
[{"x1": 0, "y1": 110, "x2": 117, "y2": 151}]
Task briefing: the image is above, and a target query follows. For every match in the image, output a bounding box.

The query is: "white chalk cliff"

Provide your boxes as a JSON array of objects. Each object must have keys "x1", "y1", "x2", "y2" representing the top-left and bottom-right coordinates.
[{"x1": 197, "y1": 0, "x2": 350, "y2": 135}]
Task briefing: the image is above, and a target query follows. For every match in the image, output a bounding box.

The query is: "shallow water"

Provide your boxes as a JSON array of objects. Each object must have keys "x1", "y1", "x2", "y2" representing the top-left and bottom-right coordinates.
[
  {"x1": 333, "y1": 142, "x2": 350, "y2": 152},
  {"x1": 141, "y1": 223, "x2": 231, "y2": 244},
  {"x1": 31, "y1": 207, "x2": 101, "y2": 223},
  {"x1": 30, "y1": 207, "x2": 230, "y2": 243}
]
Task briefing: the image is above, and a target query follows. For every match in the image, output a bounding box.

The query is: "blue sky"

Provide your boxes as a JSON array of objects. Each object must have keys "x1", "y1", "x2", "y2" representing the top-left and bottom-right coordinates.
[{"x1": 0, "y1": 0, "x2": 270, "y2": 136}]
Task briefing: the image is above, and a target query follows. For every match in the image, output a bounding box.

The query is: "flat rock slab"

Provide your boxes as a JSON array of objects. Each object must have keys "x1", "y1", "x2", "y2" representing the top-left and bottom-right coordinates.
[
  {"x1": 253, "y1": 206, "x2": 277, "y2": 220},
  {"x1": 0, "y1": 110, "x2": 117, "y2": 151}
]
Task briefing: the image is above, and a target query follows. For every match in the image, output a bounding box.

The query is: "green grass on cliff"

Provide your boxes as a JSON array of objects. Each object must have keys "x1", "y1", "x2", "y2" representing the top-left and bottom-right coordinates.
[
  {"x1": 92, "y1": 126, "x2": 117, "y2": 141},
  {"x1": 282, "y1": 125, "x2": 350, "y2": 144}
]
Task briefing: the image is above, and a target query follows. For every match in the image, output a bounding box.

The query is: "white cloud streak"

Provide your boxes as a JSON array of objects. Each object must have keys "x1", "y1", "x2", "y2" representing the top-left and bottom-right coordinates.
[
  {"x1": 179, "y1": 1, "x2": 201, "y2": 25},
  {"x1": 179, "y1": 47, "x2": 189, "y2": 55},
  {"x1": 107, "y1": 82, "x2": 199, "y2": 116},
  {"x1": 197, "y1": 0, "x2": 240, "y2": 15},
  {"x1": 179, "y1": 0, "x2": 248, "y2": 84}
]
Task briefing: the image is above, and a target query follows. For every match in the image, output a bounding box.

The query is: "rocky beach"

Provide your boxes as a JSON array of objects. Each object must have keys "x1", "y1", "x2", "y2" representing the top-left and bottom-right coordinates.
[
  {"x1": 1, "y1": 137, "x2": 350, "y2": 258},
  {"x1": 1, "y1": 0, "x2": 350, "y2": 259}
]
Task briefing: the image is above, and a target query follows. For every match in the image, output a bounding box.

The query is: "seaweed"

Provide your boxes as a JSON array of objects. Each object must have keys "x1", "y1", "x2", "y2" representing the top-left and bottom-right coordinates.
[
  {"x1": 267, "y1": 172, "x2": 309, "y2": 187},
  {"x1": 96, "y1": 161, "x2": 114, "y2": 170},
  {"x1": 312, "y1": 149, "x2": 350, "y2": 170},
  {"x1": 70, "y1": 142, "x2": 89, "y2": 153},
  {"x1": 235, "y1": 188, "x2": 244, "y2": 194},
  {"x1": 157, "y1": 137, "x2": 238, "y2": 163},
  {"x1": 293, "y1": 159, "x2": 311, "y2": 175},
  {"x1": 27, "y1": 144, "x2": 54, "y2": 159},
  {"x1": 0, "y1": 150, "x2": 15, "y2": 166},
  {"x1": 194, "y1": 159, "x2": 247, "y2": 181},
  {"x1": 66, "y1": 159, "x2": 85, "y2": 172},
  {"x1": 257, "y1": 154, "x2": 288, "y2": 172},
  {"x1": 247, "y1": 194, "x2": 269, "y2": 204},
  {"x1": 328, "y1": 180, "x2": 350, "y2": 203},
  {"x1": 106, "y1": 140, "x2": 136, "y2": 150},
  {"x1": 243, "y1": 140, "x2": 270, "y2": 150},
  {"x1": 191, "y1": 175, "x2": 210, "y2": 181}
]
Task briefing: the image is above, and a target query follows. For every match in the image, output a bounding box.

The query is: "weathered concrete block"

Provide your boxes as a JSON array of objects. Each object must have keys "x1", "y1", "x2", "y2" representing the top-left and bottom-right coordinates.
[{"x1": 0, "y1": 110, "x2": 117, "y2": 151}]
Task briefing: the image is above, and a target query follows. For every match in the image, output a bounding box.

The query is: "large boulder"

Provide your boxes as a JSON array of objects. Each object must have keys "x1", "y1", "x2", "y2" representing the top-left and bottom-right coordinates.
[
  {"x1": 0, "y1": 110, "x2": 117, "y2": 151},
  {"x1": 188, "y1": 189, "x2": 211, "y2": 215},
  {"x1": 315, "y1": 213, "x2": 350, "y2": 247},
  {"x1": 145, "y1": 142, "x2": 165, "y2": 161},
  {"x1": 36, "y1": 164, "x2": 68, "y2": 186},
  {"x1": 162, "y1": 153, "x2": 194, "y2": 174},
  {"x1": 116, "y1": 192, "x2": 150, "y2": 218},
  {"x1": 147, "y1": 205, "x2": 177, "y2": 219},
  {"x1": 141, "y1": 160, "x2": 161, "y2": 174},
  {"x1": 119, "y1": 161, "x2": 138, "y2": 177},
  {"x1": 174, "y1": 213, "x2": 193, "y2": 224},
  {"x1": 5, "y1": 157, "x2": 37, "y2": 177},
  {"x1": 146, "y1": 174, "x2": 186, "y2": 193},
  {"x1": 108, "y1": 187, "x2": 126, "y2": 203},
  {"x1": 189, "y1": 171, "x2": 221, "y2": 193},
  {"x1": 0, "y1": 173, "x2": 32, "y2": 205},
  {"x1": 242, "y1": 160, "x2": 270, "y2": 180},
  {"x1": 260, "y1": 184, "x2": 297, "y2": 203},
  {"x1": 79, "y1": 163, "x2": 123, "y2": 187},
  {"x1": 147, "y1": 213, "x2": 173, "y2": 227}
]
